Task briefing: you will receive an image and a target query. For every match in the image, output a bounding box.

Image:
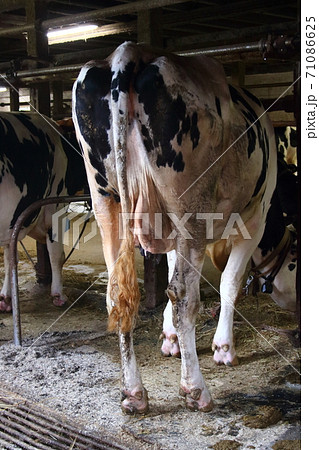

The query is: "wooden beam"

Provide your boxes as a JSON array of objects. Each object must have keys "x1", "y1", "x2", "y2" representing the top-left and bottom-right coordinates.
[
  {"x1": 138, "y1": 8, "x2": 163, "y2": 47},
  {"x1": 51, "y1": 80, "x2": 64, "y2": 120},
  {"x1": 231, "y1": 61, "x2": 246, "y2": 87},
  {"x1": 26, "y1": 1, "x2": 52, "y2": 283},
  {"x1": 0, "y1": 0, "x2": 25, "y2": 13},
  {"x1": 25, "y1": 0, "x2": 48, "y2": 60},
  {"x1": 10, "y1": 87, "x2": 19, "y2": 111}
]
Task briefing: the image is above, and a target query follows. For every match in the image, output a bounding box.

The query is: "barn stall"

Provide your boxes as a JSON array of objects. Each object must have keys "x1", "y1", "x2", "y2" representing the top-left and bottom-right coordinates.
[{"x1": 0, "y1": 1, "x2": 300, "y2": 449}]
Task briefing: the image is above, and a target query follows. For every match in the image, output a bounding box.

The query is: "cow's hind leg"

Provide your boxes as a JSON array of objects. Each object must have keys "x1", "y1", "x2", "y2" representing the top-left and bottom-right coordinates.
[
  {"x1": 92, "y1": 195, "x2": 148, "y2": 414},
  {"x1": 168, "y1": 247, "x2": 213, "y2": 412},
  {"x1": 119, "y1": 331, "x2": 149, "y2": 414},
  {"x1": 213, "y1": 224, "x2": 265, "y2": 366},
  {"x1": 46, "y1": 234, "x2": 67, "y2": 306},
  {"x1": 0, "y1": 246, "x2": 12, "y2": 312},
  {"x1": 161, "y1": 251, "x2": 181, "y2": 357}
]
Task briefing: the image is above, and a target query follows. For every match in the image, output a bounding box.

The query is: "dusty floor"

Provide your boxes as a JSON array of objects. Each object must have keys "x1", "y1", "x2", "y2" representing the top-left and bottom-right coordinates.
[{"x1": 0, "y1": 238, "x2": 301, "y2": 450}]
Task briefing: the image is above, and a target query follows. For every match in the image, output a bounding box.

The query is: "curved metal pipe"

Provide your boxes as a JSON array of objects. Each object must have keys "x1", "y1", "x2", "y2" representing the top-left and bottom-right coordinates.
[{"x1": 9, "y1": 194, "x2": 91, "y2": 346}]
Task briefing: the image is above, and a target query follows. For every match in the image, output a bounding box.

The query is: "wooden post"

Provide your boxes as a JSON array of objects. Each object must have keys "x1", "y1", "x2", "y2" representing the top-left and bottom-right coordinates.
[
  {"x1": 26, "y1": 0, "x2": 50, "y2": 117},
  {"x1": 144, "y1": 254, "x2": 168, "y2": 310},
  {"x1": 26, "y1": 0, "x2": 52, "y2": 286},
  {"x1": 138, "y1": 8, "x2": 168, "y2": 309},
  {"x1": 231, "y1": 61, "x2": 245, "y2": 87},
  {"x1": 35, "y1": 242, "x2": 52, "y2": 285},
  {"x1": 137, "y1": 8, "x2": 163, "y2": 47},
  {"x1": 294, "y1": 61, "x2": 301, "y2": 346},
  {"x1": 52, "y1": 80, "x2": 64, "y2": 120},
  {"x1": 10, "y1": 87, "x2": 19, "y2": 111}
]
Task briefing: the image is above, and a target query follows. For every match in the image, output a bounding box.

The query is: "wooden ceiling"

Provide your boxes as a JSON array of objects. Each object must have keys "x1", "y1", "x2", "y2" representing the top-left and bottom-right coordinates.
[
  {"x1": 0, "y1": 0, "x2": 299, "y2": 73},
  {"x1": 0, "y1": 0, "x2": 300, "y2": 120}
]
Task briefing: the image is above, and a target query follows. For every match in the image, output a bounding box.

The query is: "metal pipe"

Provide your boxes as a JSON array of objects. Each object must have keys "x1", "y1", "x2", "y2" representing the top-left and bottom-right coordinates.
[
  {"x1": 177, "y1": 41, "x2": 262, "y2": 57},
  {"x1": 0, "y1": 0, "x2": 191, "y2": 37},
  {"x1": 0, "y1": 31, "x2": 298, "y2": 82},
  {"x1": 9, "y1": 194, "x2": 91, "y2": 346},
  {"x1": 13, "y1": 64, "x2": 83, "y2": 78},
  {"x1": 0, "y1": 41, "x2": 264, "y2": 81}
]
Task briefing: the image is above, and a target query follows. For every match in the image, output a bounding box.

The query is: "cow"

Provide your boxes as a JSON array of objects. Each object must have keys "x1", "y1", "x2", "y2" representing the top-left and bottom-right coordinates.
[
  {"x1": 73, "y1": 41, "x2": 277, "y2": 414},
  {"x1": 0, "y1": 111, "x2": 85, "y2": 312},
  {"x1": 162, "y1": 144, "x2": 298, "y2": 358},
  {"x1": 162, "y1": 191, "x2": 297, "y2": 359},
  {"x1": 275, "y1": 125, "x2": 297, "y2": 171}
]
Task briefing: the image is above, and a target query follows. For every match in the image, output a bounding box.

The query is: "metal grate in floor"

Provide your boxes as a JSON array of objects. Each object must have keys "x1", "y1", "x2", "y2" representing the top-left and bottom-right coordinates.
[{"x1": 0, "y1": 390, "x2": 126, "y2": 450}]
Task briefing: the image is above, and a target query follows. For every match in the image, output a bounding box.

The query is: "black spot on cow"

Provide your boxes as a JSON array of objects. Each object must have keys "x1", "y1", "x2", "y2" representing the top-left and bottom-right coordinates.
[
  {"x1": 57, "y1": 178, "x2": 64, "y2": 196},
  {"x1": 141, "y1": 124, "x2": 153, "y2": 152},
  {"x1": 177, "y1": 115, "x2": 190, "y2": 146},
  {"x1": 95, "y1": 172, "x2": 108, "y2": 188},
  {"x1": 258, "y1": 189, "x2": 286, "y2": 257},
  {"x1": 252, "y1": 145, "x2": 267, "y2": 198},
  {"x1": 288, "y1": 263, "x2": 296, "y2": 271},
  {"x1": 250, "y1": 127, "x2": 269, "y2": 198},
  {"x1": 290, "y1": 244, "x2": 297, "y2": 256},
  {"x1": 111, "y1": 61, "x2": 136, "y2": 102},
  {"x1": 98, "y1": 188, "x2": 111, "y2": 197},
  {"x1": 112, "y1": 189, "x2": 121, "y2": 203},
  {"x1": 88, "y1": 151, "x2": 108, "y2": 188},
  {"x1": 246, "y1": 122, "x2": 257, "y2": 158},
  {"x1": 60, "y1": 131, "x2": 87, "y2": 195},
  {"x1": 75, "y1": 66, "x2": 113, "y2": 176},
  {"x1": 242, "y1": 87, "x2": 263, "y2": 107},
  {"x1": 134, "y1": 63, "x2": 186, "y2": 172},
  {"x1": 47, "y1": 227, "x2": 54, "y2": 243},
  {"x1": 229, "y1": 85, "x2": 258, "y2": 123},
  {"x1": 229, "y1": 84, "x2": 269, "y2": 165},
  {"x1": 176, "y1": 112, "x2": 200, "y2": 150},
  {"x1": 215, "y1": 97, "x2": 222, "y2": 117},
  {"x1": 173, "y1": 151, "x2": 185, "y2": 172},
  {"x1": 190, "y1": 112, "x2": 200, "y2": 149}
]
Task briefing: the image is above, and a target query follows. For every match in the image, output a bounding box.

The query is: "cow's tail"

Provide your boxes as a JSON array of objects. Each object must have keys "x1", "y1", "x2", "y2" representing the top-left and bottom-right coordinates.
[{"x1": 108, "y1": 44, "x2": 140, "y2": 333}]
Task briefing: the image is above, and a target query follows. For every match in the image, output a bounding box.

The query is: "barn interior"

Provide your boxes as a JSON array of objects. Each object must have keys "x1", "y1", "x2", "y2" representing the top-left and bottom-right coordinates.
[{"x1": 0, "y1": 1, "x2": 301, "y2": 449}]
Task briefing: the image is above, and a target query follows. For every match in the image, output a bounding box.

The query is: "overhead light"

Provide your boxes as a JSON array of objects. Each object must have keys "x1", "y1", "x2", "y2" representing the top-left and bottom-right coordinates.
[
  {"x1": 47, "y1": 22, "x2": 136, "y2": 45},
  {"x1": 0, "y1": 87, "x2": 7, "y2": 92},
  {"x1": 47, "y1": 24, "x2": 98, "y2": 45}
]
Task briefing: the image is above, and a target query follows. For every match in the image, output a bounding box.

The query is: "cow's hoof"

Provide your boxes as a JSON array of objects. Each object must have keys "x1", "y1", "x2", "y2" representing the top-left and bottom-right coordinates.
[
  {"x1": 160, "y1": 331, "x2": 181, "y2": 358},
  {"x1": 179, "y1": 386, "x2": 213, "y2": 412},
  {"x1": 212, "y1": 342, "x2": 238, "y2": 366},
  {"x1": 0, "y1": 296, "x2": 12, "y2": 313},
  {"x1": 121, "y1": 388, "x2": 149, "y2": 415},
  {"x1": 52, "y1": 294, "x2": 67, "y2": 307}
]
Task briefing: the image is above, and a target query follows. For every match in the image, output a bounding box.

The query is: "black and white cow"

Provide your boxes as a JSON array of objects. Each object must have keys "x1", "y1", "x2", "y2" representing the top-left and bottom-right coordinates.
[
  {"x1": 73, "y1": 42, "x2": 277, "y2": 413},
  {"x1": 275, "y1": 125, "x2": 297, "y2": 171},
  {"x1": 0, "y1": 111, "x2": 85, "y2": 312},
  {"x1": 161, "y1": 135, "x2": 298, "y2": 358}
]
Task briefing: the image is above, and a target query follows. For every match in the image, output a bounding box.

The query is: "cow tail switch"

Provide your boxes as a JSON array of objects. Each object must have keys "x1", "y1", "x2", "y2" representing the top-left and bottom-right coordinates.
[
  {"x1": 108, "y1": 232, "x2": 140, "y2": 333},
  {"x1": 108, "y1": 57, "x2": 140, "y2": 333}
]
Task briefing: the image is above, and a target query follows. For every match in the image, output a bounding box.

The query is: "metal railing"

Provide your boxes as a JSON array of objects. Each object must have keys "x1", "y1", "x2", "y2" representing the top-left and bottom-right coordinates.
[{"x1": 9, "y1": 194, "x2": 91, "y2": 346}]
